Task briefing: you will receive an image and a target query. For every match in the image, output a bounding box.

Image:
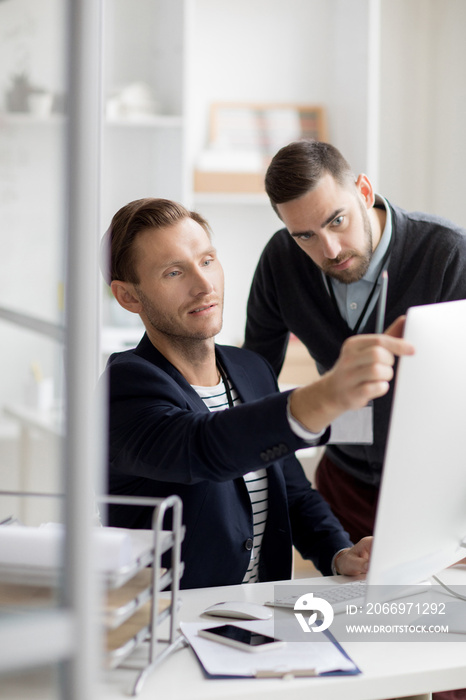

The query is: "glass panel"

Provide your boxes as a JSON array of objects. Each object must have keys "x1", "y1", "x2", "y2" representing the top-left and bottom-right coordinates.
[
  {"x1": 0, "y1": 305, "x2": 65, "y2": 648},
  {"x1": 0, "y1": 322, "x2": 64, "y2": 529},
  {"x1": 0, "y1": 0, "x2": 69, "y2": 685},
  {"x1": 0, "y1": 0, "x2": 67, "y2": 325}
]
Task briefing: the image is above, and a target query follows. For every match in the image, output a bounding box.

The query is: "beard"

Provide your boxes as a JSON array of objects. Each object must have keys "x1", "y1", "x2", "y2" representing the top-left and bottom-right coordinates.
[
  {"x1": 136, "y1": 287, "x2": 224, "y2": 345},
  {"x1": 321, "y1": 201, "x2": 374, "y2": 284}
]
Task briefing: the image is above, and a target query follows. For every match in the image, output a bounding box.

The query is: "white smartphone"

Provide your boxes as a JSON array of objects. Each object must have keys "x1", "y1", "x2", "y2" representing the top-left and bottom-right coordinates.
[{"x1": 198, "y1": 624, "x2": 284, "y2": 653}]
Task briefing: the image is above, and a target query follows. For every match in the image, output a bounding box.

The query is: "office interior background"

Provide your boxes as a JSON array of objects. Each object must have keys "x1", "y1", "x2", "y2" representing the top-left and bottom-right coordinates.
[{"x1": 0, "y1": 0, "x2": 465, "y2": 696}]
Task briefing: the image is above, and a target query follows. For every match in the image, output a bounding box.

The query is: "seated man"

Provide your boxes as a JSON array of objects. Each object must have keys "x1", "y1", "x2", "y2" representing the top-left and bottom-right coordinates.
[{"x1": 100, "y1": 197, "x2": 414, "y2": 589}]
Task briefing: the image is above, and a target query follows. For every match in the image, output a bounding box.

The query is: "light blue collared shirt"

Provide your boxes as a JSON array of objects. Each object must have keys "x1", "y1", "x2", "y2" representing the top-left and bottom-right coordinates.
[{"x1": 322, "y1": 195, "x2": 392, "y2": 331}]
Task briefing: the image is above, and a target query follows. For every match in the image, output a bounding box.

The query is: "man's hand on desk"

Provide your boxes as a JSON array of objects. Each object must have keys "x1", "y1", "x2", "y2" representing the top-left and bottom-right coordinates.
[{"x1": 334, "y1": 536, "x2": 372, "y2": 576}]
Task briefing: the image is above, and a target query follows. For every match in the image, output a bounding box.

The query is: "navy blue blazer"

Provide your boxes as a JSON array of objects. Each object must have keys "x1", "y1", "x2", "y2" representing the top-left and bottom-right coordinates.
[{"x1": 105, "y1": 334, "x2": 351, "y2": 589}]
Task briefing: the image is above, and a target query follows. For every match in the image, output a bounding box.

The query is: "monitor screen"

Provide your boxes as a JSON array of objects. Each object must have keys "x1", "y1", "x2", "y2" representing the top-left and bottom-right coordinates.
[{"x1": 367, "y1": 298, "x2": 466, "y2": 588}]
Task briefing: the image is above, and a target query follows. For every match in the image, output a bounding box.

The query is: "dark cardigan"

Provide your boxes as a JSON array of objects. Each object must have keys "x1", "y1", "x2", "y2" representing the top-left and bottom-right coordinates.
[{"x1": 245, "y1": 201, "x2": 466, "y2": 485}]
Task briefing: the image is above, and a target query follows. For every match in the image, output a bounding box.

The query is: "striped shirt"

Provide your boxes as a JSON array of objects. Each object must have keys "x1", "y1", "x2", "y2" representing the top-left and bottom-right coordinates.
[{"x1": 191, "y1": 374, "x2": 268, "y2": 583}]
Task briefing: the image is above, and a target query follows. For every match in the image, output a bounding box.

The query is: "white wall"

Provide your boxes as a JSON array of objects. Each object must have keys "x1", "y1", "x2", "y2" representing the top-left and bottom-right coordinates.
[
  {"x1": 379, "y1": 0, "x2": 466, "y2": 226},
  {"x1": 191, "y1": 0, "x2": 371, "y2": 169}
]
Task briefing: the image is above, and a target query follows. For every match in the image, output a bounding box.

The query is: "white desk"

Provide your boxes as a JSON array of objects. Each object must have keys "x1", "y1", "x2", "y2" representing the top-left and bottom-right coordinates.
[{"x1": 96, "y1": 566, "x2": 466, "y2": 700}]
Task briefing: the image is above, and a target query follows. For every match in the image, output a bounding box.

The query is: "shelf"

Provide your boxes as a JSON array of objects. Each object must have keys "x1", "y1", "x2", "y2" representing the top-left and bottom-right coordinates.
[
  {"x1": 0, "y1": 113, "x2": 65, "y2": 126},
  {"x1": 0, "y1": 581, "x2": 54, "y2": 610},
  {"x1": 0, "y1": 113, "x2": 183, "y2": 128}
]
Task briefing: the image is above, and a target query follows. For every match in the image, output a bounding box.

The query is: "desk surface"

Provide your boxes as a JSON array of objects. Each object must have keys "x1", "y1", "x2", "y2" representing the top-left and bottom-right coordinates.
[{"x1": 96, "y1": 566, "x2": 466, "y2": 700}]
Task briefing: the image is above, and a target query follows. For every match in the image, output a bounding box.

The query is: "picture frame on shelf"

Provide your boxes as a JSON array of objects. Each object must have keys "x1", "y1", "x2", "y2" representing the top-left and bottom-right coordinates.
[
  {"x1": 194, "y1": 102, "x2": 327, "y2": 194},
  {"x1": 209, "y1": 102, "x2": 327, "y2": 155}
]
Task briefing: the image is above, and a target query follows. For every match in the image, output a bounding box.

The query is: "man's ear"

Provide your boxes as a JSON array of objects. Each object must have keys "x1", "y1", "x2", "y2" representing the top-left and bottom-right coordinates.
[
  {"x1": 355, "y1": 173, "x2": 375, "y2": 209},
  {"x1": 110, "y1": 280, "x2": 142, "y2": 314}
]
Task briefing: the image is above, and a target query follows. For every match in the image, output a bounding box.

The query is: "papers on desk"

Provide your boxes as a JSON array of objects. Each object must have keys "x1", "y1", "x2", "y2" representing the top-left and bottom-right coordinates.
[
  {"x1": 0, "y1": 524, "x2": 156, "y2": 587},
  {"x1": 0, "y1": 524, "x2": 133, "y2": 570},
  {"x1": 181, "y1": 620, "x2": 360, "y2": 679}
]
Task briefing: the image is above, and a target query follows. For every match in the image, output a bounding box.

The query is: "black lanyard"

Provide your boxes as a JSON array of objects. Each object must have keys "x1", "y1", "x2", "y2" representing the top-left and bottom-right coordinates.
[
  {"x1": 326, "y1": 236, "x2": 393, "y2": 335},
  {"x1": 216, "y1": 359, "x2": 234, "y2": 408}
]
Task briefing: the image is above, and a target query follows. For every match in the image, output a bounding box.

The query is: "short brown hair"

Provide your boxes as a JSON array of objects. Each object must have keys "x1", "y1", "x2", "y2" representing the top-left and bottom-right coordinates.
[
  {"x1": 265, "y1": 140, "x2": 355, "y2": 215},
  {"x1": 101, "y1": 198, "x2": 211, "y2": 285}
]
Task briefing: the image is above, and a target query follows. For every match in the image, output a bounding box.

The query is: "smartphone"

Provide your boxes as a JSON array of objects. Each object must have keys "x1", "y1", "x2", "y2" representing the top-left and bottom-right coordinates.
[{"x1": 198, "y1": 624, "x2": 284, "y2": 653}]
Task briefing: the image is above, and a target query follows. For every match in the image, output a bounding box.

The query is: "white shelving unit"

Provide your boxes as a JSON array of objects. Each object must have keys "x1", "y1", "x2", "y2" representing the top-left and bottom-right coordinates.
[
  {"x1": 101, "y1": 0, "x2": 190, "y2": 219},
  {"x1": 100, "y1": 0, "x2": 192, "y2": 347}
]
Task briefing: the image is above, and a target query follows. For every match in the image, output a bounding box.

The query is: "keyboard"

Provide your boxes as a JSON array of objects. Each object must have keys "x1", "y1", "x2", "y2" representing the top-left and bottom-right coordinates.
[
  {"x1": 269, "y1": 579, "x2": 431, "y2": 615},
  {"x1": 270, "y1": 580, "x2": 367, "y2": 615}
]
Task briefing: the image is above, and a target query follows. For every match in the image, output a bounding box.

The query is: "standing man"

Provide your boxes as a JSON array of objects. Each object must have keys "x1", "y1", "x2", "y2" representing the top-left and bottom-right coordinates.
[
  {"x1": 101, "y1": 197, "x2": 413, "y2": 589},
  {"x1": 245, "y1": 139, "x2": 466, "y2": 543}
]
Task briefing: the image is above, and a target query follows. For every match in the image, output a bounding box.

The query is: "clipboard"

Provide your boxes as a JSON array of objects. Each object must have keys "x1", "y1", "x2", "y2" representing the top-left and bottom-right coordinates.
[{"x1": 180, "y1": 620, "x2": 360, "y2": 679}]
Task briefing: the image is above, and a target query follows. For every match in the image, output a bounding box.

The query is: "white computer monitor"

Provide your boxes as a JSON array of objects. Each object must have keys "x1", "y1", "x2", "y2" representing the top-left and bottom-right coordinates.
[{"x1": 367, "y1": 298, "x2": 466, "y2": 588}]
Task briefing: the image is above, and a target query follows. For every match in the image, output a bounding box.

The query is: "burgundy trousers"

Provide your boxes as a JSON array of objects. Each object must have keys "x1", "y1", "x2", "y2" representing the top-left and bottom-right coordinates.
[{"x1": 314, "y1": 452, "x2": 379, "y2": 542}]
